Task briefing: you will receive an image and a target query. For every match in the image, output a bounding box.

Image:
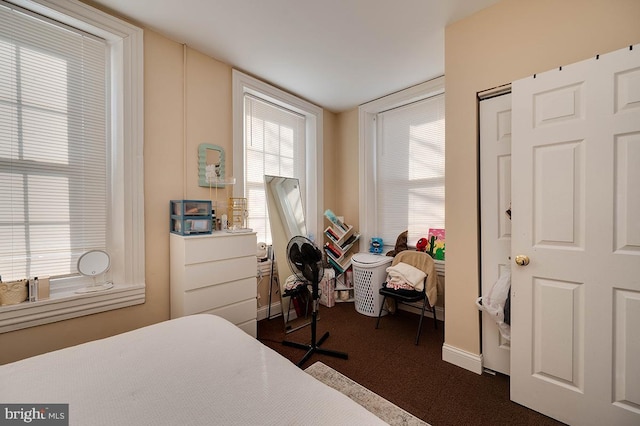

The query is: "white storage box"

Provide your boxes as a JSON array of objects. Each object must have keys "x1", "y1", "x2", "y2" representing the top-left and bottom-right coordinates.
[
  {"x1": 351, "y1": 253, "x2": 392, "y2": 317},
  {"x1": 319, "y1": 276, "x2": 336, "y2": 308}
]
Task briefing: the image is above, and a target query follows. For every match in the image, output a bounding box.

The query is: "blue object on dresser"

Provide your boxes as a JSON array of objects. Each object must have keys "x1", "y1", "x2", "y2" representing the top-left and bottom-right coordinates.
[{"x1": 170, "y1": 200, "x2": 213, "y2": 235}]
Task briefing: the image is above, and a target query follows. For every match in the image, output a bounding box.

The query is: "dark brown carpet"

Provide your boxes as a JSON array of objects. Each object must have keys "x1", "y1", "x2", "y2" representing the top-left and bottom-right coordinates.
[{"x1": 258, "y1": 302, "x2": 565, "y2": 426}]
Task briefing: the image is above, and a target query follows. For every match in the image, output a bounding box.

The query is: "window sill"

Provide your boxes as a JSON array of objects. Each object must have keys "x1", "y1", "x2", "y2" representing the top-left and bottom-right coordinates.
[
  {"x1": 434, "y1": 259, "x2": 445, "y2": 276},
  {"x1": 0, "y1": 284, "x2": 145, "y2": 334}
]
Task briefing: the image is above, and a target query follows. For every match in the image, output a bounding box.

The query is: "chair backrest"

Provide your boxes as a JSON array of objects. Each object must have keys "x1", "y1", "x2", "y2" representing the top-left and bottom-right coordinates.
[
  {"x1": 391, "y1": 250, "x2": 434, "y2": 271},
  {"x1": 389, "y1": 251, "x2": 435, "y2": 294}
]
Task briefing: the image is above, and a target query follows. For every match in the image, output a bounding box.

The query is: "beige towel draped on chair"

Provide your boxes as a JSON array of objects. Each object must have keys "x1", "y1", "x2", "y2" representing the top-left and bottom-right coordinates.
[{"x1": 375, "y1": 250, "x2": 438, "y2": 345}]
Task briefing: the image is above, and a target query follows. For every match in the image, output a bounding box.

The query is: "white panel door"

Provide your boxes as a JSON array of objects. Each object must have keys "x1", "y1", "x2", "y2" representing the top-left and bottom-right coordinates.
[
  {"x1": 480, "y1": 92, "x2": 512, "y2": 375},
  {"x1": 511, "y1": 44, "x2": 640, "y2": 425}
]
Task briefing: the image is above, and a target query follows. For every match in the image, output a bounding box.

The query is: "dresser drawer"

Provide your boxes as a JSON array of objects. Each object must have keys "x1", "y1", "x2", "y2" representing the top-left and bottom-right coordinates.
[
  {"x1": 183, "y1": 277, "x2": 255, "y2": 313},
  {"x1": 170, "y1": 232, "x2": 258, "y2": 329},
  {"x1": 184, "y1": 256, "x2": 256, "y2": 291},
  {"x1": 183, "y1": 233, "x2": 256, "y2": 264},
  {"x1": 236, "y1": 319, "x2": 257, "y2": 337},
  {"x1": 202, "y1": 299, "x2": 256, "y2": 326}
]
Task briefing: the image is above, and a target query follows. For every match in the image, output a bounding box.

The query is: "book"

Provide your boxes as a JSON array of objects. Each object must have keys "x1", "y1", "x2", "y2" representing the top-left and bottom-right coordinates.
[
  {"x1": 28, "y1": 277, "x2": 38, "y2": 302},
  {"x1": 326, "y1": 251, "x2": 354, "y2": 274},
  {"x1": 324, "y1": 209, "x2": 349, "y2": 233},
  {"x1": 324, "y1": 242, "x2": 342, "y2": 259},
  {"x1": 339, "y1": 233, "x2": 359, "y2": 250},
  {"x1": 324, "y1": 225, "x2": 355, "y2": 246},
  {"x1": 325, "y1": 227, "x2": 340, "y2": 242}
]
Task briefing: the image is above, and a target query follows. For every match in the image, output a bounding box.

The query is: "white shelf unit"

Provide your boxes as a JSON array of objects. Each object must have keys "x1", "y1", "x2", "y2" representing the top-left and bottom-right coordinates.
[
  {"x1": 170, "y1": 231, "x2": 257, "y2": 337},
  {"x1": 333, "y1": 271, "x2": 354, "y2": 302},
  {"x1": 323, "y1": 212, "x2": 359, "y2": 304},
  {"x1": 324, "y1": 224, "x2": 359, "y2": 274}
]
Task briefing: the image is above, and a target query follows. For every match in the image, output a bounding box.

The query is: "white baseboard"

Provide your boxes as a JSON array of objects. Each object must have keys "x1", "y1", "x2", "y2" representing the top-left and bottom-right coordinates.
[
  {"x1": 257, "y1": 301, "x2": 282, "y2": 321},
  {"x1": 442, "y1": 343, "x2": 483, "y2": 375}
]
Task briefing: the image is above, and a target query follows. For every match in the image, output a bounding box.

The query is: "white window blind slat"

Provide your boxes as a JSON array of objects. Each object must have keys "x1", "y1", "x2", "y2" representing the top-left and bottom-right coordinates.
[
  {"x1": 244, "y1": 94, "x2": 305, "y2": 244},
  {"x1": 0, "y1": 3, "x2": 108, "y2": 281},
  {"x1": 376, "y1": 95, "x2": 445, "y2": 246}
]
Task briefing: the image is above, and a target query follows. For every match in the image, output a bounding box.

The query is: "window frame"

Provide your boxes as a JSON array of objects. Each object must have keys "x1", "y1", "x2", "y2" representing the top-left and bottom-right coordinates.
[
  {"x1": 0, "y1": 0, "x2": 145, "y2": 333},
  {"x1": 232, "y1": 70, "x2": 323, "y2": 242},
  {"x1": 358, "y1": 76, "x2": 445, "y2": 252}
]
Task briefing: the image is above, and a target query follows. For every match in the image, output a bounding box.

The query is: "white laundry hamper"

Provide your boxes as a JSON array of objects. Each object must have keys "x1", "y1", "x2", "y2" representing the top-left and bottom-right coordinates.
[{"x1": 351, "y1": 253, "x2": 393, "y2": 317}]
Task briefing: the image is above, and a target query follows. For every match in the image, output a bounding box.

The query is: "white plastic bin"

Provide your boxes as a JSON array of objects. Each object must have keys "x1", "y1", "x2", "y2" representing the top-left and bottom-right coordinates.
[{"x1": 351, "y1": 253, "x2": 393, "y2": 317}]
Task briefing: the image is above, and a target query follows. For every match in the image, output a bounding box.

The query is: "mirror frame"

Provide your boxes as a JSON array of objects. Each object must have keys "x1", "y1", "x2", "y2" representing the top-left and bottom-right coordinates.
[
  {"x1": 77, "y1": 250, "x2": 111, "y2": 277},
  {"x1": 264, "y1": 175, "x2": 311, "y2": 333},
  {"x1": 198, "y1": 143, "x2": 226, "y2": 187}
]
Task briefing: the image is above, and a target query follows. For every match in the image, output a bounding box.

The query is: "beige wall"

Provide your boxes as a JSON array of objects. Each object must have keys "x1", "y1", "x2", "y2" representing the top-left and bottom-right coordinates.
[
  {"x1": 323, "y1": 110, "x2": 338, "y2": 219},
  {"x1": 334, "y1": 108, "x2": 360, "y2": 229},
  {"x1": 1, "y1": 15, "x2": 339, "y2": 364},
  {"x1": 444, "y1": 0, "x2": 640, "y2": 355}
]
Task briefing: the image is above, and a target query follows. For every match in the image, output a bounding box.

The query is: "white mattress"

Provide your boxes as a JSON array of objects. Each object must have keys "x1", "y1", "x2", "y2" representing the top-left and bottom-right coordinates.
[{"x1": 0, "y1": 315, "x2": 386, "y2": 425}]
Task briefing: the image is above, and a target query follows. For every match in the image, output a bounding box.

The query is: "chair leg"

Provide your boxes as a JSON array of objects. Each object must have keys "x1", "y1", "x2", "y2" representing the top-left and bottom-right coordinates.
[
  {"x1": 375, "y1": 295, "x2": 387, "y2": 329},
  {"x1": 431, "y1": 304, "x2": 438, "y2": 329},
  {"x1": 286, "y1": 297, "x2": 292, "y2": 323},
  {"x1": 416, "y1": 296, "x2": 427, "y2": 345}
]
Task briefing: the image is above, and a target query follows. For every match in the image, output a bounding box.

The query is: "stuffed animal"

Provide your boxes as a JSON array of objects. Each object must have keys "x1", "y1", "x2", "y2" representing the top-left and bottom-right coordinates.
[
  {"x1": 386, "y1": 230, "x2": 408, "y2": 257},
  {"x1": 370, "y1": 237, "x2": 383, "y2": 254},
  {"x1": 416, "y1": 237, "x2": 428, "y2": 252}
]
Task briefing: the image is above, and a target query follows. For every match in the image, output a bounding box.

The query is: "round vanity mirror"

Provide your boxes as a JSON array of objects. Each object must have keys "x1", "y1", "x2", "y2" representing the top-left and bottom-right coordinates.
[{"x1": 75, "y1": 250, "x2": 114, "y2": 293}]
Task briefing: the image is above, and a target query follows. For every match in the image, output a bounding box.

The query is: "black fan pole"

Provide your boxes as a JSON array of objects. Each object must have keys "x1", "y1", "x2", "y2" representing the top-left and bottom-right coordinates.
[{"x1": 282, "y1": 265, "x2": 348, "y2": 367}]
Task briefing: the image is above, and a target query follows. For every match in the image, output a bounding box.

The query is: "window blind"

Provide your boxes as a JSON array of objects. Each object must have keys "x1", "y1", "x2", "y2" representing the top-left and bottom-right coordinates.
[
  {"x1": 244, "y1": 94, "x2": 305, "y2": 244},
  {"x1": 376, "y1": 94, "x2": 445, "y2": 246},
  {"x1": 0, "y1": 3, "x2": 107, "y2": 281}
]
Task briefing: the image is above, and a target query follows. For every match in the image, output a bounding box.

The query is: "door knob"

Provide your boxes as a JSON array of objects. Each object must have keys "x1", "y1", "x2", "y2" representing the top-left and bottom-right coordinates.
[{"x1": 515, "y1": 255, "x2": 530, "y2": 266}]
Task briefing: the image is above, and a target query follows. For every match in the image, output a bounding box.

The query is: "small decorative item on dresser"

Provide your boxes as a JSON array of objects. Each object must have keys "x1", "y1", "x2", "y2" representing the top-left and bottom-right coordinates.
[
  {"x1": 227, "y1": 197, "x2": 249, "y2": 231},
  {"x1": 0, "y1": 279, "x2": 28, "y2": 306},
  {"x1": 170, "y1": 200, "x2": 213, "y2": 235}
]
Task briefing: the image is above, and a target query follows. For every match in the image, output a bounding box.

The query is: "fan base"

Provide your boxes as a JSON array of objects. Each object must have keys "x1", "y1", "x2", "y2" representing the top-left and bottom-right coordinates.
[{"x1": 283, "y1": 330, "x2": 348, "y2": 367}]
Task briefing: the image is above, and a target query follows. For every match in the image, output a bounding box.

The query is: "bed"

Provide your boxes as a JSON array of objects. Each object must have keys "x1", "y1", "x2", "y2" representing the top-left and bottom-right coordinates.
[{"x1": 0, "y1": 314, "x2": 386, "y2": 425}]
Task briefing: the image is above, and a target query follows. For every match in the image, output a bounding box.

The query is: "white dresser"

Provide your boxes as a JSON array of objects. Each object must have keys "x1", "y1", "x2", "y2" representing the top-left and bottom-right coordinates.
[{"x1": 170, "y1": 231, "x2": 257, "y2": 337}]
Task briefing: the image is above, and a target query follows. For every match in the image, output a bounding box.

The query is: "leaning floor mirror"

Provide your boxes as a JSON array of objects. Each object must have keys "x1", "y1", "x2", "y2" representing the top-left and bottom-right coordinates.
[{"x1": 264, "y1": 175, "x2": 312, "y2": 333}]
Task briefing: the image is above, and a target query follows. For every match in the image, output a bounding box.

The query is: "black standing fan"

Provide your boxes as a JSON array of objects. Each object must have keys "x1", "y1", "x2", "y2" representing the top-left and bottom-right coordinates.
[{"x1": 282, "y1": 236, "x2": 348, "y2": 367}]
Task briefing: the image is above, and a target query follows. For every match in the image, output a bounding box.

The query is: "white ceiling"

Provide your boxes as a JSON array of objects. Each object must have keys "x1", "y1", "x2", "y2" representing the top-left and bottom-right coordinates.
[{"x1": 92, "y1": 0, "x2": 499, "y2": 112}]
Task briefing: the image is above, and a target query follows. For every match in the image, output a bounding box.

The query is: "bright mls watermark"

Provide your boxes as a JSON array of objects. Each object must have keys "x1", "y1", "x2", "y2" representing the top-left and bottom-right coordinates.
[{"x1": 0, "y1": 404, "x2": 68, "y2": 425}]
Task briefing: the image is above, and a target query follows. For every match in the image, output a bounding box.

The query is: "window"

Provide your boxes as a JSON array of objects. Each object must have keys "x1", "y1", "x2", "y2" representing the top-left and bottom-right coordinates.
[
  {"x1": 1, "y1": 3, "x2": 108, "y2": 281},
  {"x1": 0, "y1": 0, "x2": 144, "y2": 332},
  {"x1": 243, "y1": 95, "x2": 306, "y2": 244},
  {"x1": 233, "y1": 70, "x2": 323, "y2": 244},
  {"x1": 359, "y1": 77, "x2": 445, "y2": 250}
]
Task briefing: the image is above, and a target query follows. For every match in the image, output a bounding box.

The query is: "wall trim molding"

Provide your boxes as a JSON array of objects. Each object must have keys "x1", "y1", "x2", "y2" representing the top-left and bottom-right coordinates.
[
  {"x1": 358, "y1": 76, "x2": 445, "y2": 252},
  {"x1": 257, "y1": 301, "x2": 282, "y2": 321},
  {"x1": 442, "y1": 343, "x2": 483, "y2": 375},
  {"x1": 0, "y1": 285, "x2": 145, "y2": 333},
  {"x1": 232, "y1": 69, "x2": 324, "y2": 241}
]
